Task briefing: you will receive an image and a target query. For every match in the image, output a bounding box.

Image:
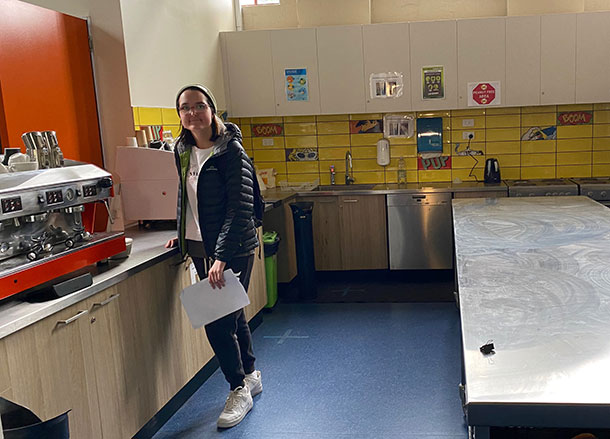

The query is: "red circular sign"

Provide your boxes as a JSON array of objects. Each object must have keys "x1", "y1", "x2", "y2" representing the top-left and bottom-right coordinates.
[{"x1": 472, "y1": 83, "x2": 496, "y2": 105}]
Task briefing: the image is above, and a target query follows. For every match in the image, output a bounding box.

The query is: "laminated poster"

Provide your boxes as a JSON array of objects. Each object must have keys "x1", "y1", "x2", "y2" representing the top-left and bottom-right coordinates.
[
  {"x1": 285, "y1": 68, "x2": 309, "y2": 102},
  {"x1": 422, "y1": 66, "x2": 444, "y2": 99}
]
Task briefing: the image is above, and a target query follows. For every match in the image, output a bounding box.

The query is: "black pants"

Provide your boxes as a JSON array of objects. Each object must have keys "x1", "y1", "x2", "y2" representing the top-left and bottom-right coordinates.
[{"x1": 191, "y1": 254, "x2": 256, "y2": 390}]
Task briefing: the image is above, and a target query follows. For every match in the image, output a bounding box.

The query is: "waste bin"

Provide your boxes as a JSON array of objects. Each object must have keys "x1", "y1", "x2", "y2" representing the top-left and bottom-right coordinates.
[
  {"x1": 289, "y1": 202, "x2": 317, "y2": 300},
  {"x1": 262, "y1": 231, "x2": 280, "y2": 308},
  {"x1": 0, "y1": 397, "x2": 70, "y2": 439}
]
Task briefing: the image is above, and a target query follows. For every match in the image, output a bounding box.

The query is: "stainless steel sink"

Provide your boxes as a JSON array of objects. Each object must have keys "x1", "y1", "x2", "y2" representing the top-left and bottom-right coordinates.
[{"x1": 313, "y1": 184, "x2": 377, "y2": 191}]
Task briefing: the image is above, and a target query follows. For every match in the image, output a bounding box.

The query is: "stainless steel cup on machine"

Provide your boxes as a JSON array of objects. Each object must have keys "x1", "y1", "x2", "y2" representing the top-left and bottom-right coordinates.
[{"x1": 21, "y1": 130, "x2": 65, "y2": 169}]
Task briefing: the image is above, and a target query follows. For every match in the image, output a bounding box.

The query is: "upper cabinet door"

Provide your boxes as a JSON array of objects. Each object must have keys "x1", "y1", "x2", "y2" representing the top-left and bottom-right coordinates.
[
  {"x1": 223, "y1": 30, "x2": 276, "y2": 117},
  {"x1": 541, "y1": 14, "x2": 576, "y2": 105},
  {"x1": 457, "y1": 18, "x2": 506, "y2": 108},
  {"x1": 410, "y1": 20, "x2": 458, "y2": 110},
  {"x1": 576, "y1": 11, "x2": 610, "y2": 103},
  {"x1": 362, "y1": 23, "x2": 411, "y2": 113},
  {"x1": 317, "y1": 25, "x2": 365, "y2": 114},
  {"x1": 506, "y1": 15, "x2": 541, "y2": 107},
  {"x1": 271, "y1": 28, "x2": 321, "y2": 116}
]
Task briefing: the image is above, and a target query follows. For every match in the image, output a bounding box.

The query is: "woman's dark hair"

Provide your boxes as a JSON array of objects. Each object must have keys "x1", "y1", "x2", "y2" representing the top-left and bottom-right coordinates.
[{"x1": 175, "y1": 85, "x2": 223, "y2": 144}]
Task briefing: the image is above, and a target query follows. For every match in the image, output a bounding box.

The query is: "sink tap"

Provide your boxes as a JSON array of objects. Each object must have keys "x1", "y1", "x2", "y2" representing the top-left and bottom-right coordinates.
[{"x1": 345, "y1": 151, "x2": 355, "y2": 185}]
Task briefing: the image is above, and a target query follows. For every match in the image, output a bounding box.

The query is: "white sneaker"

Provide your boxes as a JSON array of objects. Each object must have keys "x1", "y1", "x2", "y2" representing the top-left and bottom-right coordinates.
[
  {"x1": 244, "y1": 370, "x2": 263, "y2": 397},
  {"x1": 217, "y1": 386, "x2": 253, "y2": 429}
]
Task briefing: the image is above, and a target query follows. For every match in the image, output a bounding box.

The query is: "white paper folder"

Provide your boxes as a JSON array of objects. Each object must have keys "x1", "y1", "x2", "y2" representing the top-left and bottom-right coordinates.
[{"x1": 180, "y1": 270, "x2": 250, "y2": 328}]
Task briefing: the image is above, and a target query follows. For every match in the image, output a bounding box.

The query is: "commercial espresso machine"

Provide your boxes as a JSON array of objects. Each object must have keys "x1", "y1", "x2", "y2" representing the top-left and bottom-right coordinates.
[{"x1": 0, "y1": 131, "x2": 126, "y2": 300}]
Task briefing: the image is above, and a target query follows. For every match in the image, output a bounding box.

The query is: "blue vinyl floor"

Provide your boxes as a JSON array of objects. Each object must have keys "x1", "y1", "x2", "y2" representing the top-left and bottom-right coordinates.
[{"x1": 151, "y1": 302, "x2": 467, "y2": 439}]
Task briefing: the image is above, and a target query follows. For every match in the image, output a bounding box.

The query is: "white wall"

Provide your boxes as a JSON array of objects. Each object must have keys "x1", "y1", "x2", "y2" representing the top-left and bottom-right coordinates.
[{"x1": 120, "y1": 0, "x2": 235, "y2": 109}]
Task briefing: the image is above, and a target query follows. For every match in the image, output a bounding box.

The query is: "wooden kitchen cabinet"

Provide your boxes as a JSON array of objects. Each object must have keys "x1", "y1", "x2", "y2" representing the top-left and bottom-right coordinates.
[
  {"x1": 541, "y1": 14, "x2": 576, "y2": 105},
  {"x1": 1, "y1": 238, "x2": 268, "y2": 439},
  {"x1": 576, "y1": 11, "x2": 610, "y2": 103},
  {"x1": 339, "y1": 195, "x2": 388, "y2": 270},
  {"x1": 506, "y1": 15, "x2": 541, "y2": 107},
  {"x1": 299, "y1": 195, "x2": 387, "y2": 271},
  {"x1": 271, "y1": 28, "x2": 321, "y2": 116},
  {"x1": 221, "y1": 30, "x2": 276, "y2": 117},
  {"x1": 410, "y1": 20, "x2": 458, "y2": 111},
  {"x1": 3, "y1": 302, "x2": 101, "y2": 439},
  {"x1": 457, "y1": 17, "x2": 506, "y2": 108},
  {"x1": 317, "y1": 25, "x2": 366, "y2": 114},
  {"x1": 363, "y1": 22, "x2": 411, "y2": 113}
]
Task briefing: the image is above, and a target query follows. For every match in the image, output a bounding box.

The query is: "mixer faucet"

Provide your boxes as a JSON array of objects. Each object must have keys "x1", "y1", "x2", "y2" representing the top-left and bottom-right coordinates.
[{"x1": 345, "y1": 151, "x2": 354, "y2": 185}]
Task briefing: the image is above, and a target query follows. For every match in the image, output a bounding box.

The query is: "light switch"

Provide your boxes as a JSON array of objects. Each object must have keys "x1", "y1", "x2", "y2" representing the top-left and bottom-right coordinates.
[
  {"x1": 462, "y1": 119, "x2": 474, "y2": 127},
  {"x1": 262, "y1": 139, "x2": 274, "y2": 146}
]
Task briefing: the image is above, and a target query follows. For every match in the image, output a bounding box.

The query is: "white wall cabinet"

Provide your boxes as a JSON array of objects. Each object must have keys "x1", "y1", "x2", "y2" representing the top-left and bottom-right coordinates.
[
  {"x1": 363, "y1": 22, "x2": 411, "y2": 113},
  {"x1": 317, "y1": 25, "x2": 366, "y2": 114},
  {"x1": 506, "y1": 15, "x2": 541, "y2": 107},
  {"x1": 271, "y1": 28, "x2": 321, "y2": 116},
  {"x1": 576, "y1": 11, "x2": 610, "y2": 103},
  {"x1": 457, "y1": 17, "x2": 506, "y2": 108},
  {"x1": 541, "y1": 14, "x2": 577, "y2": 105},
  {"x1": 221, "y1": 12, "x2": 608, "y2": 117},
  {"x1": 223, "y1": 30, "x2": 276, "y2": 117},
  {"x1": 410, "y1": 20, "x2": 458, "y2": 111}
]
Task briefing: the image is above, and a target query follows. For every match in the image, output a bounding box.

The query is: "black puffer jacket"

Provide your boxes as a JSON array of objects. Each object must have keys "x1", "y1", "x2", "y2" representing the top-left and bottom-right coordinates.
[{"x1": 173, "y1": 123, "x2": 259, "y2": 261}]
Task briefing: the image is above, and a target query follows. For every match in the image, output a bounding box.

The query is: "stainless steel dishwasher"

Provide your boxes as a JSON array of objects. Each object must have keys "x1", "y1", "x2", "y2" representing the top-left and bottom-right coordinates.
[{"x1": 387, "y1": 192, "x2": 453, "y2": 269}]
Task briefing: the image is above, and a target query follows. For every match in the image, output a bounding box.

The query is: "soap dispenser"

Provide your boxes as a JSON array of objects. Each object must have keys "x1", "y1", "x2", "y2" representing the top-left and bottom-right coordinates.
[{"x1": 376, "y1": 138, "x2": 390, "y2": 166}]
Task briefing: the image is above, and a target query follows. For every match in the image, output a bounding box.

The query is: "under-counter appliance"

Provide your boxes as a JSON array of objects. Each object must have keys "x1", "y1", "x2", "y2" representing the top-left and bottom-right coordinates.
[
  {"x1": 507, "y1": 179, "x2": 578, "y2": 197},
  {"x1": 570, "y1": 177, "x2": 610, "y2": 207},
  {"x1": 387, "y1": 192, "x2": 453, "y2": 270},
  {"x1": 0, "y1": 162, "x2": 125, "y2": 301}
]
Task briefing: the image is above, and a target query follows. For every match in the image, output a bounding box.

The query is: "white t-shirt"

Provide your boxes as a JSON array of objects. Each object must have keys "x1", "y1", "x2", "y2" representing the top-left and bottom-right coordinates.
[{"x1": 185, "y1": 146, "x2": 214, "y2": 241}]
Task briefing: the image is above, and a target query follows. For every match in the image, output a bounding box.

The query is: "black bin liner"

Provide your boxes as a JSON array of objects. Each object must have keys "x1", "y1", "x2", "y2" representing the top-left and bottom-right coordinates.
[
  {"x1": 289, "y1": 202, "x2": 317, "y2": 300},
  {"x1": 0, "y1": 397, "x2": 70, "y2": 439}
]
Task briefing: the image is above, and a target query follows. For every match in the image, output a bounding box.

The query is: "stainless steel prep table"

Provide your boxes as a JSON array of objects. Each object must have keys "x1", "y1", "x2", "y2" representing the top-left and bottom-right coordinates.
[{"x1": 452, "y1": 196, "x2": 610, "y2": 438}]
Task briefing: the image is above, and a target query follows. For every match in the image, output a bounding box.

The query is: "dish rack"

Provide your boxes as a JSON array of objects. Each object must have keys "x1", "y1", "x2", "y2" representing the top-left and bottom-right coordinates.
[{"x1": 278, "y1": 179, "x2": 319, "y2": 191}]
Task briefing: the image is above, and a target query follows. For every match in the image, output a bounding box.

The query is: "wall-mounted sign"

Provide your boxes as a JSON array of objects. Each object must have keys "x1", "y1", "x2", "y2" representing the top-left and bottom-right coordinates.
[
  {"x1": 557, "y1": 111, "x2": 593, "y2": 126},
  {"x1": 418, "y1": 156, "x2": 451, "y2": 170},
  {"x1": 349, "y1": 120, "x2": 382, "y2": 134},
  {"x1": 422, "y1": 66, "x2": 444, "y2": 99},
  {"x1": 468, "y1": 81, "x2": 501, "y2": 106},
  {"x1": 285, "y1": 68, "x2": 309, "y2": 102},
  {"x1": 521, "y1": 126, "x2": 557, "y2": 141},
  {"x1": 286, "y1": 148, "x2": 318, "y2": 161},
  {"x1": 383, "y1": 114, "x2": 414, "y2": 138},
  {"x1": 369, "y1": 72, "x2": 404, "y2": 99},
  {"x1": 252, "y1": 124, "x2": 283, "y2": 137}
]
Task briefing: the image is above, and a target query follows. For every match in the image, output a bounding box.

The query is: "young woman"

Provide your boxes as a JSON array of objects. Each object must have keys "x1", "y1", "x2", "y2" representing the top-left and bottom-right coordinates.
[{"x1": 165, "y1": 84, "x2": 262, "y2": 429}]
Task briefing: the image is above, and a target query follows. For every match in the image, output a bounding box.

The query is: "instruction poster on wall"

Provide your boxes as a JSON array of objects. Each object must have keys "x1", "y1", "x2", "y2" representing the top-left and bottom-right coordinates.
[
  {"x1": 285, "y1": 68, "x2": 309, "y2": 102},
  {"x1": 422, "y1": 66, "x2": 444, "y2": 99}
]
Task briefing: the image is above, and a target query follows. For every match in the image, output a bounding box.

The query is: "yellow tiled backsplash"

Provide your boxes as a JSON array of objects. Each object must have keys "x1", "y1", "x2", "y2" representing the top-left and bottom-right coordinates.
[{"x1": 133, "y1": 104, "x2": 610, "y2": 185}]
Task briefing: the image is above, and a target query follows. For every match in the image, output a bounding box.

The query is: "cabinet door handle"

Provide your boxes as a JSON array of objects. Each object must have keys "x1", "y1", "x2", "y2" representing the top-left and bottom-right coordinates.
[
  {"x1": 57, "y1": 310, "x2": 88, "y2": 326},
  {"x1": 92, "y1": 294, "x2": 120, "y2": 308},
  {"x1": 343, "y1": 199, "x2": 359, "y2": 203}
]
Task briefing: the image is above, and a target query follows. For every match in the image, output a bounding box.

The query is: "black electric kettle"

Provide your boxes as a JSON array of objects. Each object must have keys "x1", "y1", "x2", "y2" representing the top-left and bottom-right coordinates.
[{"x1": 484, "y1": 158, "x2": 501, "y2": 183}]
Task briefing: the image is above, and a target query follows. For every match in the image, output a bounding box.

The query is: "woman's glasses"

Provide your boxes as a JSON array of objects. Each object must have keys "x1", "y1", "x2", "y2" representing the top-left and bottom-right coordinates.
[{"x1": 179, "y1": 103, "x2": 210, "y2": 114}]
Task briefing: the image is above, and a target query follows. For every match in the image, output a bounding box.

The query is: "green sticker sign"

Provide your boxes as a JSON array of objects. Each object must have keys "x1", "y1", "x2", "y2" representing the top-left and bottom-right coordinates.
[{"x1": 422, "y1": 66, "x2": 444, "y2": 99}]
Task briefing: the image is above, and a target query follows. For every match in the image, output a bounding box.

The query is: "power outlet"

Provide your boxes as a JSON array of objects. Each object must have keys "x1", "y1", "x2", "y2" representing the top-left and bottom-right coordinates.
[
  {"x1": 462, "y1": 131, "x2": 475, "y2": 140},
  {"x1": 262, "y1": 138, "x2": 274, "y2": 146},
  {"x1": 462, "y1": 119, "x2": 475, "y2": 127}
]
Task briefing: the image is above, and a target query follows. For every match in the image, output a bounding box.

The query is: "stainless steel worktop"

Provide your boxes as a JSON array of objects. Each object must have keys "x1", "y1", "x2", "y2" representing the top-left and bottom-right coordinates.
[
  {"x1": 0, "y1": 228, "x2": 178, "y2": 340},
  {"x1": 453, "y1": 196, "x2": 610, "y2": 429},
  {"x1": 262, "y1": 181, "x2": 506, "y2": 203}
]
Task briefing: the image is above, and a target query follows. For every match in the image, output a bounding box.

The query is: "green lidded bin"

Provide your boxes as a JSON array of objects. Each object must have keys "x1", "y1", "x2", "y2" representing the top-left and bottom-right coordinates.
[{"x1": 262, "y1": 231, "x2": 280, "y2": 308}]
